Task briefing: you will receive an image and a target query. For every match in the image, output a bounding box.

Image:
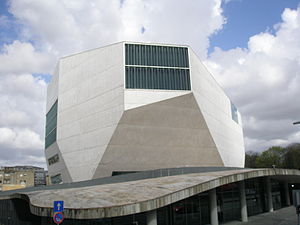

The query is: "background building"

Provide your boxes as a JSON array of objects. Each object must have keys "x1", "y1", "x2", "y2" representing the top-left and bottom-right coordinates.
[
  {"x1": 45, "y1": 42, "x2": 245, "y2": 183},
  {"x1": 0, "y1": 166, "x2": 47, "y2": 191}
]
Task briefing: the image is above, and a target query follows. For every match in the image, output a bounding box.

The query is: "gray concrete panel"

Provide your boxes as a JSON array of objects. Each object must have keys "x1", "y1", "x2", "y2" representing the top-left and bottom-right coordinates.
[{"x1": 93, "y1": 93, "x2": 223, "y2": 178}]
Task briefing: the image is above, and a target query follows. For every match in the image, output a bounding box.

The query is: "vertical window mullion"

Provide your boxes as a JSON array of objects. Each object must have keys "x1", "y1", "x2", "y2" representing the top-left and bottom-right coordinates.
[
  {"x1": 167, "y1": 69, "x2": 171, "y2": 90},
  {"x1": 184, "y1": 48, "x2": 189, "y2": 68},
  {"x1": 187, "y1": 70, "x2": 191, "y2": 90},
  {"x1": 125, "y1": 44, "x2": 128, "y2": 65},
  {"x1": 175, "y1": 69, "x2": 179, "y2": 90},
  {"x1": 174, "y1": 47, "x2": 179, "y2": 67},
  {"x1": 163, "y1": 47, "x2": 166, "y2": 67}
]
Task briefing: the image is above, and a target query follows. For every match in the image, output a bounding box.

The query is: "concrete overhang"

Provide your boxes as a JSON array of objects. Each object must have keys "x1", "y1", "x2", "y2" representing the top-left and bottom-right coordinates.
[{"x1": 1, "y1": 168, "x2": 300, "y2": 219}]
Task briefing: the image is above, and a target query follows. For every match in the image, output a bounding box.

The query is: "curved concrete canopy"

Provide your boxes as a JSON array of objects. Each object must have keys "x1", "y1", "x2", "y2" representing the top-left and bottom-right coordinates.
[{"x1": 1, "y1": 168, "x2": 300, "y2": 219}]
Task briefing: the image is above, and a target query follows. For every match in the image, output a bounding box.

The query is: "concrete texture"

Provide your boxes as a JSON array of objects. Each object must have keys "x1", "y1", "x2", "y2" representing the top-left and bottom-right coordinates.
[
  {"x1": 224, "y1": 206, "x2": 297, "y2": 225},
  {"x1": 46, "y1": 41, "x2": 245, "y2": 183},
  {"x1": 190, "y1": 49, "x2": 245, "y2": 168},
  {"x1": 46, "y1": 42, "x2": 125, "y2": 182},
  {"x1": 1, "y1": 168, "x2": 300, "y2": 219},
  {"x1": 93, "y1": 93, "x2": 224, "y2": 178}
]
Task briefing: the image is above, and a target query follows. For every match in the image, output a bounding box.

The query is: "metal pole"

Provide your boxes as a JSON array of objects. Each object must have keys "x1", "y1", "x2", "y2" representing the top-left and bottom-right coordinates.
[{"x1": 293, "y1": 121, "x2": 300, "y2": 125}]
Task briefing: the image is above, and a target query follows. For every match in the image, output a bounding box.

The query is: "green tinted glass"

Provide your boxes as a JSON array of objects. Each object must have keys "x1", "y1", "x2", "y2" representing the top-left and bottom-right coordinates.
[
  {"x1": 125, "y1": 44, "x2": 189, "y2": 68},
  {"x1": 125, "y1": 67, "x2": 191, "y2": 90},
  {"x1": 45, "y1": 128, "x2": 56, "y2": 149},
  {"x1": 45, "y1": 100, "x2": 58, "y2": 148}
]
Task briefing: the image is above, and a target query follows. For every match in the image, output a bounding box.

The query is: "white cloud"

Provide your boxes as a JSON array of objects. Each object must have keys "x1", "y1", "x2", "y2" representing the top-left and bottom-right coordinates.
[
  {"x1": 0, "y1": 127, "x2": 43, "y2": 150},
  {"x1": 0, "y1": 41, "x2": 55, "y2": 75},
  {"x1": 206, "y1": 6, "x2": 300, "y2": 152},
  {"x1": 0, "y1": 74, "x2": 46, "y2": 168},
  {"x1": 8, "y1": 0, "x2": 225, "y2": 58}
]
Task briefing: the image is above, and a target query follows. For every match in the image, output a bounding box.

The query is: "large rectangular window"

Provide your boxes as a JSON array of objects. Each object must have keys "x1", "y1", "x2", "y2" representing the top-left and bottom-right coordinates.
[
  {"x1": 125, "y1": 44, "x2": 189, "y2": 68},
  {"x1": 125, "y1": 44, "x2": 191, "y2": 91},
  {"x1": 126, "y1": 67, "x2": 190, "y2": 90},
  {"x1": 45, "y1": 100, "x2": 57, "y2": 148}
]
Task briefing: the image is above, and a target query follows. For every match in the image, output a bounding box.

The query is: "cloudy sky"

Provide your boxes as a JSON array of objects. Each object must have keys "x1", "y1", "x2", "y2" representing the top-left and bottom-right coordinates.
[{"x1": 0, "y1": 0, "x2": 299, "y2": 168}]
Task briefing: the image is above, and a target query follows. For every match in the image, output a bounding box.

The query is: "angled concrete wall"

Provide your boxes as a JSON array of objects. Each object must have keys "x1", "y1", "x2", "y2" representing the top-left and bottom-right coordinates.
[
  {"x1": 46, "y1": 42, "x2": 245, "y2": 183},
  {"x1": 46, "y1": 43, "x2": 125, "y2": 182},
  {"x1": 189, "y1": 49, "x2": 245, "y2": 167},
  {"x1": 93, "y1": 93, "x2": 223, "y2": 178}
]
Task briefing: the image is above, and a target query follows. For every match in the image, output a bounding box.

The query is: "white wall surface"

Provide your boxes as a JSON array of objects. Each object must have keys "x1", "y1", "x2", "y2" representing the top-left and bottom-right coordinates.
[
  {"x1": 189, "y1": 49, "x2": 245, "y2": 167},
  {"x1": 125, "y1": 89, "x2": 191, "y2": 110},
  {"x1": 44, "y1": 142, "x2": 72, "y2": 182},
  {"x1": 56, "y1": 42, "x2": 125, "y2": 182}
]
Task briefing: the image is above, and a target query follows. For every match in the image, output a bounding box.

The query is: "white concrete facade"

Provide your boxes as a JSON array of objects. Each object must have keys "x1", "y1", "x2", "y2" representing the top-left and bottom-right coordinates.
[{"x1": 45, "y1": 42, "x2": 245, "y2": 183}]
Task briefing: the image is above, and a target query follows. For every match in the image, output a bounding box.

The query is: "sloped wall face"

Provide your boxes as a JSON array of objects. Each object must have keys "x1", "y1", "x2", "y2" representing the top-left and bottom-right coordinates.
[
  {"x1": 54, "y1": 43, "x2": 125, "y2": 182},
  {"x1": 93, "y1": 93, "x2": 224, "y2": 178},
  {"x1": 45, "y1": 64, "x2": 72, "y2": 183},
  {"x1": 44, "y1": 142, "x2": 72, "y2": 182},
  {"x1": 189, "y1": 49, "x2": 245, "y2": 167}
]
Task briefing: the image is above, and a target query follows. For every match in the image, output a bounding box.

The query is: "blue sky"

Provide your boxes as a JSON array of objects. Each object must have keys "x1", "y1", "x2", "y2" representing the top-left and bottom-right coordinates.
[
  {"x1": 1, "y1": 0, "x2": 299, "y2": 55},
  {"x1": 0, "y1": 0, "x2": 17, "y2": 46},
  {"x1": 0, "y1": 0, "x2": 299, "y2": 167},
  {"x1": 209, "y1": 0, "x2": 300, "y2": 52}
]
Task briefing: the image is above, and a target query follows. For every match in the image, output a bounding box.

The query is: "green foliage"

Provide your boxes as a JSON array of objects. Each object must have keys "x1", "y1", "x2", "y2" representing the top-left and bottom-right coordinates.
[
  {"x1": 255, "y1": 146, "x2": 285, "y2": 168},
  {"x1": 283, "y1": 143, "x2": 300, "y2": 169},
  {"x1": 245, "y1": 151, "x2": 259, "y2": 168},
  {"x1": 245, "y1": 143, "x2": 300, "y2": 169}
]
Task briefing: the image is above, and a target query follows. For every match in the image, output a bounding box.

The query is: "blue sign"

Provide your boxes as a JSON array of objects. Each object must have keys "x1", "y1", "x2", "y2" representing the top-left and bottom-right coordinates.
[
  {"x1": 53, "y1": 212, "x2": 64, "y2": 224},
  {"x1": 54, "y1": 201, "x2": 64, "y2": 212}
]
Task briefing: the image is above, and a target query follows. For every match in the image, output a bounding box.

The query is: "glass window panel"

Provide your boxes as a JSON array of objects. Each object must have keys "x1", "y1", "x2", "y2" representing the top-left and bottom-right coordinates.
[
  {"x1": 45, "y1": 100, "x2": 58, "y2": 149},
  {"x1": 46, "y1": 100, "x2": 58, "y2": 122},
  {"x1": 125, "y1": 44, "x2": 189, "y2": 68},
  {"x1": 45, "y1": 115, "x2": 57, "y2": 136},
  {"x1": 45, "y1": 128, "x2": 56, "y2": 149},
  {"x1": 231, "y1": 102, "x2": 239, "y2": 124},
  {"x1": 125, "y1": 44, "x2": 129, "y2": 65},
  {"x1": 125, "y1": 66, "x2": 190, "y2": 90}
]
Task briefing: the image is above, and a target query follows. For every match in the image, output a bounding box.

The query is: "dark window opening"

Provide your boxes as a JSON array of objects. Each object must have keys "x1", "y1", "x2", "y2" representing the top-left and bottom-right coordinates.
[{"x1": 45, "y1": 100, "x2": 58, "y2": 148}]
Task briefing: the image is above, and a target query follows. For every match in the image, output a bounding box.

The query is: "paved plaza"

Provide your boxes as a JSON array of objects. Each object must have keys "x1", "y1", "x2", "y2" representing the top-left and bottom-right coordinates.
[{"x1": 225, "y1": 206, "x2": 297, "y2": 225}]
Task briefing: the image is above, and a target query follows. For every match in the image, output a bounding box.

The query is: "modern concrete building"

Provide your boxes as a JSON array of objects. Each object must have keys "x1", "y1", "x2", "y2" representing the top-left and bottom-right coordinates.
[
  {"x1": 45, "y1": 42, "x2": 245, "y2": 183},
  {"x1": 0, "y1": 42, "x2": 299, "y2": 225}
]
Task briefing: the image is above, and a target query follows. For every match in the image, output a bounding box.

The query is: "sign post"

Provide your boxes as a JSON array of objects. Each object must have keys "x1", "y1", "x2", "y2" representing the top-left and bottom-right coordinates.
[{"x1": 53, "y1": 201, "x2": 64, "y2": 224}]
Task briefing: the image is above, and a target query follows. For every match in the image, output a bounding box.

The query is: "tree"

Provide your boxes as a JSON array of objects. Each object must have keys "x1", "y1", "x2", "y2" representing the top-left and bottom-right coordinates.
[
  {"x1": 255, "y1": 146, "x2": 286, "y2": 168},
  {"x1": 283, "y1": 143, "x2": 300, "y2": 169},
  {"x1": 245, "y1": 151, "x2": 259, "y2": 168}
]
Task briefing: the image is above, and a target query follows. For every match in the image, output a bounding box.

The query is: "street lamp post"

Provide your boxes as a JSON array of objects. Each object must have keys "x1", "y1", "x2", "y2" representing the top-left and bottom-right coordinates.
[{"x1": 293, "y1": 121, "x2": 300, "y2": 125}]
